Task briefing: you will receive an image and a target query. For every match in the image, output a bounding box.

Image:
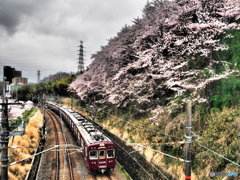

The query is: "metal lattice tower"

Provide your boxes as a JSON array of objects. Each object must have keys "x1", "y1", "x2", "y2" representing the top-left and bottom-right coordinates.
[
  {"x1": 77, "y1": 41, "x2": 84, "y2": 73},
  {"x1": 37, "y1": 70, "x2": 41, "y2": 83}
]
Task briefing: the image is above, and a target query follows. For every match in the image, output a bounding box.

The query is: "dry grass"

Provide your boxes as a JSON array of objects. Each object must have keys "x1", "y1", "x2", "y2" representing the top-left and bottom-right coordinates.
[{"x1": 0, "y1": 109, "x2": 43, "y2": 180}]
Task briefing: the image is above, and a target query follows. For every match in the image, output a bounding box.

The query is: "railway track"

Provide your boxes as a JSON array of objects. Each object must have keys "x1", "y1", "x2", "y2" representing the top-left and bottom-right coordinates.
[
  {"x1": 94, "y1": 173, "x2": 113, "y2": 180},
  {"x1": 46, "y1": 109, "x2": 74, "y2": 180},
  {"x1": 38, "y1": 104, "x2": 126, "y2": 180}
]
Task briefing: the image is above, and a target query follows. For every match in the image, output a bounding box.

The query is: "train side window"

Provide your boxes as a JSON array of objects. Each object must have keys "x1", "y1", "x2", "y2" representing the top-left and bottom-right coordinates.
[
  {"x1": 89, "y1": 151, "x2": 98, "y2": 159},
  {"x1": 107, "y1": 150, "x2": 115, "y2": 158},
  {"x1": 99, "y1": 150, "x2": 105, "y2": 159}
]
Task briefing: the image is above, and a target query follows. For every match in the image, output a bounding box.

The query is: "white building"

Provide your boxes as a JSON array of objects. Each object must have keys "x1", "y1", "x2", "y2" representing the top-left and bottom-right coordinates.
[{"x1": 9, "y1": 83, "x2": 23, "y2": 94}]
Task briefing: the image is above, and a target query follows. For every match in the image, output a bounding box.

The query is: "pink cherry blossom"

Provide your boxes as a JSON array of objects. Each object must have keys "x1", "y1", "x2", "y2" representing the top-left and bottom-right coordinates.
[{"x1": 69, "y1": 0, "x2": 240, "y2": 123}]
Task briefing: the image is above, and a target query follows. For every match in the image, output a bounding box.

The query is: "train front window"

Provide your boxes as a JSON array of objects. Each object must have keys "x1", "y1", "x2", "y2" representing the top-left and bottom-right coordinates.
[
  {"x1": 99, "y1": 150, "x2": 105, "y2": 159},
  {"x1": 107, "y1": 150, "x2": 114, "y2": 158},
  {"x1": 89, "y1": 151, "x2": 98, "y2": 159}
]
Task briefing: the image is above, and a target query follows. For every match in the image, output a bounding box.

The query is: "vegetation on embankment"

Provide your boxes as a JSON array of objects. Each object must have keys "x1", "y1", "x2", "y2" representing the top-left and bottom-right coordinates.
[
  {"x1": 1, "y1": 108, "x2": 43, "y2": 180},
  {"x1": 94, "y1": 106, "x2": 240, "y2": 179}
]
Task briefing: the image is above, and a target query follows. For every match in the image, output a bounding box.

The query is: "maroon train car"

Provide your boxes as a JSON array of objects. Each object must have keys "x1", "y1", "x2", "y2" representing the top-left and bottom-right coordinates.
[{"x1": 47, "y1": 102, "x2": 115, "y2": 173}]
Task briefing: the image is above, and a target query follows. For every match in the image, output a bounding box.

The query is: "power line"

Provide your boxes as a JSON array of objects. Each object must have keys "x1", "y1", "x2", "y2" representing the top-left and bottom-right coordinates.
[
  {"x1": 132, "y1": 145, "x2": 170, "y2": 180},
  {"x1": 57, "y1": 98, "x2": 240, "y2": 177},
  {"x1": 134, "y1": 144, "x2": 185, "y2": 162},
  {"x1": 88, "y1": 120, "x2": 159, "y2": 180},
  {"x1": 61, "y1": 101, "x2": 166, "y2": 179},
  {"x1": 72, "y1": 104, "x2": 170, "y2": 179},
  {"x1": 48, "y1": 100, "x2": 161, "y2": 179},
  {"x1": 8, "y1": 144, "x2": 81, "y2": 167},
  {"x1": 195, "y1": 142, "x2": 240, "y2": 168},
  {"x1": 94, "y1": 105, "x2": 184, "y2": 140}
]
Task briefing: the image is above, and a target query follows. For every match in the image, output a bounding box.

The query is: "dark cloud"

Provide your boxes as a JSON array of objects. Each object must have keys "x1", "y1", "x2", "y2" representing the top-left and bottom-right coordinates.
[
  {"x1": 0, "y1": 0, "x2": 49, "y2": 35},
  {"x1": 0, "y1": 0, "x2": 147, "y2": 83}
]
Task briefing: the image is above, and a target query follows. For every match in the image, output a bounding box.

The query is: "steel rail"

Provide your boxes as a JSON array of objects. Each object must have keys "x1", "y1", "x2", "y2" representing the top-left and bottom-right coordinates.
[
  {"x1": 49, "y1": 109, "x2": 74, "y2": 180},
  {"x1": 46, "y1": 110, "x2": 59, "y2": 180}
]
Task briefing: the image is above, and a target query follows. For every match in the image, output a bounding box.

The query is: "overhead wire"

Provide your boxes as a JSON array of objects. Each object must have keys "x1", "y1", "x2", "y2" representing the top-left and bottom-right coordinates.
[
  {"x1": 55, "y1": 99, "x2": 185, "y2": 172},
  {"x1": 50, "y1": 98, "x2": 240, "y2": 176},
  {"x1": 94, "y1": 104, "x2": 184, "y2": 140},
  {"x1": 195, "y1": 142, "x2": 240, "y2": 168},
  {"x1": 5, "y1": 144, "x2": 82, "y2": 167},
  {"x1": 87, "y1": 102, "x2": 209, "y2": 155},
  {"x1": 75, "y1": 105, "x2": 170, "y2": 180},
  {"x1": 64, "y1": 101, "x2": 158, "y2": 179},
  {"x1": 132, "y1": 145, "x2": 170, "y2": 180},
  {"x1": 88, "y1": 120, "x2": 158, "y2": 180},
  {"x1": 54, "y1": 99, "x2": 215, "y2": 176},
  {"x1": 135, "y1": 144, "x2": 185, "y2": 162}
]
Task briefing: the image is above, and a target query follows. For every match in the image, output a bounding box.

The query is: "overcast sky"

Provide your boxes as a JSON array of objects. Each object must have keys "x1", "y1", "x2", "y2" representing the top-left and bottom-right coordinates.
[{"x1": 0, "y1": 0, "x2": 147, "y2": 83}]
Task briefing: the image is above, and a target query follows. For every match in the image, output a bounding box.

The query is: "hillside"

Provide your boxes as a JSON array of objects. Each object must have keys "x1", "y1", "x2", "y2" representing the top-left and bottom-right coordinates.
[
  {"x1": 68, "y1": 0, "x2": 240, "y2": 179},
  {"x1": 69, "y1": 0, "x2": 240, "y2": 121}
]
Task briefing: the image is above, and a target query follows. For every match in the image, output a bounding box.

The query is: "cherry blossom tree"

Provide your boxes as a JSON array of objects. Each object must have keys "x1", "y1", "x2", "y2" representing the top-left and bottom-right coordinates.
[
  {"x1": 0, "y1": 99, "x2": 34, "y2": 120},
  {"x1": 69, "y1": 0, "x2": 240, "y2": 123}
]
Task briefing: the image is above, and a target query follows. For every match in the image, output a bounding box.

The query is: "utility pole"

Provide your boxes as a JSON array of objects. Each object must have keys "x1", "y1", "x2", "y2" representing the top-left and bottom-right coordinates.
[
  {"x1": 16, "y1": 88, "x2": 18, "y2": 102},
  {"x1": 185, "y1": 101, "x2": 192, "y2": 180},
  {"x1": 43, "y1": 95, "x2": 46, "y2": 137},
  {"x1": 36, "y1": 70, "x2": 41, "y2": 83},
  {"x1": 1, "y1": 75, "x2": 24, "y2": 180},
  {"x1": 71, "y1": 96, "x2": 73, "y2": 110},
  {"x1": 91, "y1": 96, "x2": 96, "y2": 121},
  {"x1": 77, "y1": 40, "x2": 84, "y2": 73},
  {"x1": 1, "y1": 77, "x2": 9, "y2": 180},
  {"x1": 236, "y1": 119, "x2": 240, "y2": 180}
]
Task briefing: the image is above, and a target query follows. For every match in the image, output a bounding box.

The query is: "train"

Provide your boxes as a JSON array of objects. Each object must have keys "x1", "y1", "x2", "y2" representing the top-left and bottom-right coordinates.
[{"x1": 47, "y1": 102, "x2": 115, "y2": 174}]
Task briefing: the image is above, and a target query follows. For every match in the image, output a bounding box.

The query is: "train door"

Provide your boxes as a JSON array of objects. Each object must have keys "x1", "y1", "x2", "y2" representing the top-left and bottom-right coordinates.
[{"x1": 98, "y1": 148, "x2": 107, "y2": 168}]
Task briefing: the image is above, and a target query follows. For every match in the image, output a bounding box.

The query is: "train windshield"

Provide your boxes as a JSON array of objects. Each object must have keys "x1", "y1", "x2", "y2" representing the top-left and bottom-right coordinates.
[
  {"x1": 89, "y1": 151, "x2": 98, "y2": 159},
  {"x1": 99, "y1": 150, "x2": 105, "y2": 159},
  {"x1": 107, "y1": 150, "x2": 114, "y2": 158}
]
